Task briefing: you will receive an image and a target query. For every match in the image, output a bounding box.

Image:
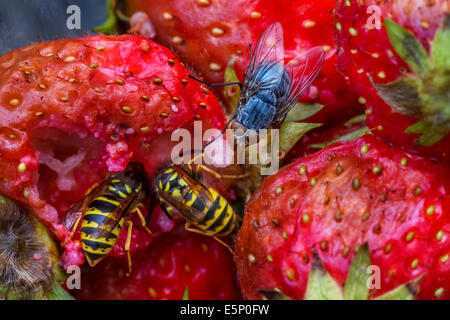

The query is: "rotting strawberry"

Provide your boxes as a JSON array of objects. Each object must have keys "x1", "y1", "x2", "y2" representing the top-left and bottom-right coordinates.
[
  {"x1": 73, "y1": 222, "x2": 242, "y2": 300},
  {"x1": 125, "y1": 0, "x2": 362, "y2": 124},
  {"x1": 235, "y1": 135, "x2": 450, "y2": 300},
  {"x1": 0, "y1": 34, "x2": 227, "y2": 268},
  {"x1": 335, "y1": 0, "x2": 450, "y2": 161}
]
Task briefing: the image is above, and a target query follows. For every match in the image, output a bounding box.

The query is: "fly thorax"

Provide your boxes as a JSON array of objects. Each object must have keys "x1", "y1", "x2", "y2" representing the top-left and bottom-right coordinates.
[{"x1": 253, "y1": 62, "x2": 291, "y2": 98}]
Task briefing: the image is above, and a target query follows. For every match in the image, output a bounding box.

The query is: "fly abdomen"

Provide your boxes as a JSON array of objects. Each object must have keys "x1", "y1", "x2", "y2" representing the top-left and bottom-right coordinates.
[{"x1": 237, "y1": 95, "x2": 277, "y2": 130}]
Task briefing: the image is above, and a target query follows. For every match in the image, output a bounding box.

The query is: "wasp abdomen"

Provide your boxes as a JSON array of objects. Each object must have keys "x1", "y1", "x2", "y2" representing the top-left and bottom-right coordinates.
[{"x1": 80, "y1": 195, "x2": 124, "y2": 266}]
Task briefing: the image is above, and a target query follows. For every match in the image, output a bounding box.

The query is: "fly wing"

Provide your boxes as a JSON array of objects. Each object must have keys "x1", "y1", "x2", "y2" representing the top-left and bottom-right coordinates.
[
  {"x1": 243, "y1": 22, "x2": 285, "y2": 98},
  {"x1": 276, "y1": 47, "x2": 325, "y2": 120}
]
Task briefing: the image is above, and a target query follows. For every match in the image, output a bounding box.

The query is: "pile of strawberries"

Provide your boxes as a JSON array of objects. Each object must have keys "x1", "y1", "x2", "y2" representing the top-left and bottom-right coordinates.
[{"x1": 1, "y1": 0, "x2": 450, "y2": 300}]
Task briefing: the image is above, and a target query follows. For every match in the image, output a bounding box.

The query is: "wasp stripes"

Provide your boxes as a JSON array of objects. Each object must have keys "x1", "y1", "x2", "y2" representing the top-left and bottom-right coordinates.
[
  {"x1": 157, "y1": 166, "x2": 238, "y2": 237},
  {"x1": 80, "y1": 194, "x2": 126, "y2": 266}
]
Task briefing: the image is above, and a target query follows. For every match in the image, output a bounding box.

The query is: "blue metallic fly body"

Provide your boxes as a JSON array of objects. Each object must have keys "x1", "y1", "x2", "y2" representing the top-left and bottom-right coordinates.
[
  {"x1": 190, "y1": 22, "x2": 325, "y2": 140},
  {"x1": 233, "y1": 22, "x2": 325, "y2": 132}
]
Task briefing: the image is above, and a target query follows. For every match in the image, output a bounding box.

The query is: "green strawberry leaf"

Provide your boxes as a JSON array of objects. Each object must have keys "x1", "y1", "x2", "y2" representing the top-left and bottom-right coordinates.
[
  {"x1": 405, "y1": 121, "x2": 448, "y2": 146},
  {"x1": 46, "y1": 279, "x2": 75, "y2": 300},
  {"x1": 344, "y1": 114, "x2": 366, "y2": 127},
  {"x1": 279, "y1": 122, "x2": 321, "y2": 154},
  {"x1": 375, "y1": 275, "x2": 423, "y2": 300},
  {"x1": 305, "y1": 250, "x2": 343, "y2": 300},
  {"x1": 223, "y1": 58, "x2": 242, "y2": 114},
  {"x1": 285, "y1": 103, "x2": 324, "y2": 122},
  {"x1": 405, "y1": 120, "x2": 428, "y2": 135},
  {"x1": 385, "y1": 19, "x2": 430, "y2": 77},
  {"x1": 257, "y1": 289, "x2": 292, "y2": 300},
  {"x1": 310, "y1": 126, "x2": 370, "y2": 149},
  {"x1": 94, "y1": 0, "x2": 118, "y2": 35},
  {"x1": 372, "y1": 76, "x2": 422, "y2": 117},
  {"x1": 343, "y1": 243, "x2": 371, "y2": 300},
  {"x1": 416, "y1": 124, "x2": 448, "y2": 147},
  {"x1": 182, "y1": 286, "x2": 189, "y2": 300},
  {"x1": 431, "y1": 13, "x2": 450, "y2": 70}
]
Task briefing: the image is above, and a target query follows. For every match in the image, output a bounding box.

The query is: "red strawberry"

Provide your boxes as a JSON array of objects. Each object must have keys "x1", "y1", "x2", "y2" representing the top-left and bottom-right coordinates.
[
  {"x1": 335, "y1": 0, "x2": 450, "y2": 161},
  {"x1": 73, "y1": 222, "x2": 242, "y2": 300},
  {"x1": 0, "y1": 35, "x2": 227, "y2": 268},
  {"x1": 125, "y1": 0, "x2": 362, "y2": 124},
  {"x1": 235, "y1": 135, "x2": 450, "y2": 300},
  {"x1": 285, "y1": 114, "x2": 368, "y2": 164}
]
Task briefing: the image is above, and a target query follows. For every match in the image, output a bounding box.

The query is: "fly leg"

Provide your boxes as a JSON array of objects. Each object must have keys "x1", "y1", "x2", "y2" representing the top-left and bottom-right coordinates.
[
  {"x1": 125, "y1": 220, "x2": 134, "y2": 276},
  {"x1": 187, "y1": 75, "x2": 243, "y2": 90},
  {"x1": 184, "y1": 222, "x2": 234, "y2": 254}
]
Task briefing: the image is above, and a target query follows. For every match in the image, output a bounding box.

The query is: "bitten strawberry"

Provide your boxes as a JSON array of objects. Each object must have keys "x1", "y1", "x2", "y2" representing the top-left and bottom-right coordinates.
[
  {"x1": 125, "y1": 0, "x2": 362, "y2": 124},
  {"x1": 235, "y1": 135, "x2": 450, "y2": 300},
  {"x1": 73, "y1": 223, "x2": 242, "y2": 300},
  {"x1": 0, "y1": 34, "x2": 227, "y2": 268},
  {"x1": 335, "y1": 0, "x2": 450, "y2": 161}
]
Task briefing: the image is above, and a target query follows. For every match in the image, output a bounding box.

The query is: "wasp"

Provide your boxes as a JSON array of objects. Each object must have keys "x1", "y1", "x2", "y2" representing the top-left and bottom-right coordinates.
[
  {"x1": 189, "y1": 22, "x2": 325, "y2": 146},
  {"x1": 63, "y1": 162, "x2": 150, "y2": 274},
  {"x1": 155, "y1": 163, "x2": 239, "y2": 251}
]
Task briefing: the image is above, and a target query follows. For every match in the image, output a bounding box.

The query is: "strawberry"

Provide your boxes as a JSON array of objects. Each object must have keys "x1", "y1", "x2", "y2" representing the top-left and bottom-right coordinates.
[
  {"x1": 0, "y1": 34, "x2": 227, "y2": 268},
  {"x1": 125, "y1": 0, "x2": 362, "y2": 124},
  {"x1": 284, "y1": 114, "x2": 368, "y2": 164},
  {"x1": 235, "y1": 135, "x2": 450, "y2": 300},
  {"x1": 335, "y1": 0, "x2": 450, "y2": 161},
  {"x1": 73, "y1": 223, "x2": 242, "y2": 300}
]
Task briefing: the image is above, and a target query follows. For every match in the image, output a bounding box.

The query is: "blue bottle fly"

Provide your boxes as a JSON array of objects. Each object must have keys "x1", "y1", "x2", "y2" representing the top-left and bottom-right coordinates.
[{"x1": 189, "y1": 22, "x2": 325, "y2": 147}]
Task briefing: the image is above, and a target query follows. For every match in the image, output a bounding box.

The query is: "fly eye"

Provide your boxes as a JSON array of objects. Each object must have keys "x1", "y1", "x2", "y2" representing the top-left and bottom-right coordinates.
[{"x1": 231, "y1": 121, "x2": 246, "y2": 137}]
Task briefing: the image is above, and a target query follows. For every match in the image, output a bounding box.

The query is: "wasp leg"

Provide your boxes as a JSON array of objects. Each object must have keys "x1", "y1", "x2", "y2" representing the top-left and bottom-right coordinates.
[
  {"x1": 160, "y1": 202, "x2": 175, "y2": 220},
  {"x1": 195, "y1": 164, "x2": 249, "y2": 180},
  {"x1": 184, "y1": 222, "x2": 234, "y2": 254},
  {"x1": 145, "y1": 193, "x2": 157, "y2": 226},
  {"x1": 133, "y1": 205, "x2": 152, "y2": 236},
  {"x1": 67, "y1": 214, "x2": 83, "y2": 243},
  {"x1": 125, "y1": 220, "x2": 133, "y2": 276}
]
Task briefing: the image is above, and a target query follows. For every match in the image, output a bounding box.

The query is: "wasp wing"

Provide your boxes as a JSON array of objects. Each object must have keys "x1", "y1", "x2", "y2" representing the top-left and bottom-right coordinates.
[
  {"x1": 159, "y1": 190, "x2": 203, "y2": 224},
  {"x1": 275, "y1": 47, "x2": 325, "y2": 121},
  {"x1": 62, "y1": 178, "x2": 110, "y2": 230},
  {"x1": 173, "y1": 165, "x2": 215, "y2": 205},
  {"x1": 159, "y1": 165, "x2": 215, "y2": 223},
  {"x1": 243, "y1": 22, "x2": 285, "y2": 98},
  {"x1": 88, "y1": 192, "x2": 140, "y2": 240}
]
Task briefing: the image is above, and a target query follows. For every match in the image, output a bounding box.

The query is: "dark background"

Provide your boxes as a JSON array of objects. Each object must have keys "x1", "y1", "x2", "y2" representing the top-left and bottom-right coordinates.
[{"x1": 0, "y1": 0, "x2": 109, "y2": 55}]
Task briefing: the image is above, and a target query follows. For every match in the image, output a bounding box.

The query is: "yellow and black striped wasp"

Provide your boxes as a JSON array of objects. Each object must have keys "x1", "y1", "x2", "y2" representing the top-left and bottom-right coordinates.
[
  {"x1": 63, "y1": 162, "x2": 151, "y2": 274},
  {"x1": 155, "y1": 160, "x2": 243, "y2": 252}
]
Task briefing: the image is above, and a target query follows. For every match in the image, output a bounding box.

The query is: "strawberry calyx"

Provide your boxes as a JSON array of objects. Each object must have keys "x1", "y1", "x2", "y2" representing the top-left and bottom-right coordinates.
[
  {"x1": 259, "y1": 244, "x2": 423, "y2": 300},
  {"x1": 94, "y1": 0, "x2": 118, "y2": 35},
  {"x1": 373, "y1": 13, "x2": 450, "y2": 146},
  {"x1": 0, "y1": 195, "x2": 73, "y2": 300}
]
